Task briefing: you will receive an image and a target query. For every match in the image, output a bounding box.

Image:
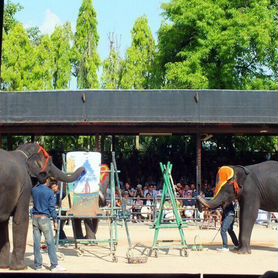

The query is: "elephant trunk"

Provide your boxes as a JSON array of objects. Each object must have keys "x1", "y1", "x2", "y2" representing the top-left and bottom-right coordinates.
[
  {"x1": 49, "y1": 163, "x2": 85, "y2": 183},
  {"x1": 197, "y1": 195, "x2": 222, "y2": 210}
]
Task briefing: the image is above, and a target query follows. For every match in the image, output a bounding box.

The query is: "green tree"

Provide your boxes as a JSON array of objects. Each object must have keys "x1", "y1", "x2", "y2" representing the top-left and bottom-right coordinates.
[
  {"x1": 27, "y1": 26, "x2": 43, "y2": 46},
  {"x1": 51, "y1": 23, "x2": 73, "y2": 89},
  {"x1": 2, "y1": 23, "x2": 34, "y2": 90},
  {"x1": 72, "y1": 0, "x2": 100, "y2": 89},
  {"x1": 2, "y1": 24, "x2": 55, "y2": 91},
  {"x1": 101, "y1": 34, "x2": 122, "y2": 89},
  {"x1": 30, "y1": 35, "x2": 54, "y2": 90},
  {"x1": 120, "y1": 16, "x2": 156, "y2": 89},
  {"x1": 234, "y1": 136, "x2": 277, "y2": 153},
  {"x1": 3, "y1": 0, "x2": 23, "y2": 34},
  {"x1": 157, "y1": 0, "x2": 278, "y2": 89}
]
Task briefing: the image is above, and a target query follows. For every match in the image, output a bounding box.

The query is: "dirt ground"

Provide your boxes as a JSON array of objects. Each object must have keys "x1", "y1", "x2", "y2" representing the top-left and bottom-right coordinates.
[{"x1": 1, "y1": 220, "x2": 277, "y2": 275}]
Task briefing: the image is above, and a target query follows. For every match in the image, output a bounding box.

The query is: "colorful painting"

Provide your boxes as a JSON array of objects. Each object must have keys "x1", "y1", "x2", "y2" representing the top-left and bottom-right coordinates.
[
  {"x1": 66, "y1": 152, "x2": 101, "y2": 193},
  {"x1": 65, "y1": 152, "x2": 102, "y2": 216}
]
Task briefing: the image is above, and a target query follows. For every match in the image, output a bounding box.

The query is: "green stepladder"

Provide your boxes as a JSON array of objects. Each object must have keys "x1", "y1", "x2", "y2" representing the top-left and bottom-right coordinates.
[{"x1": 150, "y1": 162, "x2": 188, "y2": 257}]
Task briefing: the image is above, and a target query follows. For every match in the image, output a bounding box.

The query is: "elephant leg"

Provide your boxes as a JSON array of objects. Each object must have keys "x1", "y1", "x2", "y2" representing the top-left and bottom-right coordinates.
[
  {"x1": 10, "y1": 218, "x2": 29, "y2": 269},
  {"x1": 84, "y1": 218, "x2": 99, "y2": 239},
  {"x1": 10, "y1": 191, "x2": 31, "y2": 270},
  {"x1": 238, "y1": 200, "x2": 259, "y2": 254},
  {"x1": 0, "y1": 220, "x2": 10, "y2": 268}
]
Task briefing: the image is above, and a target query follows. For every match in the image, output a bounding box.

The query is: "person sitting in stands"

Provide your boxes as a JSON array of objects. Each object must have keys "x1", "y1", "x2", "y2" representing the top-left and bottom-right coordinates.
[
  {"x1": 122, "y1": 191, "x2": 134, "y2": 214},
  {"x1": 144, "y1": 185, "x2": 153, "y2": 198},
  {"x1": 135, "y1": 184, "x2": 144, "y2": 198},
  {"x1": 143, "y1": 193, "x2": 153, "y2": 221},
  {"x1": 190, "y1": 183, "x2": 198, "y2": 206},
  {"x1": 132, "y1": 195, "x2": 144, "y2": 222},
  {"x1": 163, "y1": 199, "x2": 173, "y2": 222},
  {"x1": 183, "y1": 184, "x2": 195, "y2": 221},
  {"x1": 151, "y1": 185, "x2": 158, "y2": 199}
]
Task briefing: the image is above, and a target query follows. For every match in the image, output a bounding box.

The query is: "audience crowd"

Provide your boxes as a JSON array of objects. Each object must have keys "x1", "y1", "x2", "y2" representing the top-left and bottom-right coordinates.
[{"x1": 111, "y1": 176, "x2": 217, "y2": 223}]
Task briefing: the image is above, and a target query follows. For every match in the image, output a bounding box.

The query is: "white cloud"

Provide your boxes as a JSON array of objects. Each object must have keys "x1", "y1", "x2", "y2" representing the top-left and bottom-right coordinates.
[{"x1": 40, "y1": 9, "x2": 62, "y2": 35}]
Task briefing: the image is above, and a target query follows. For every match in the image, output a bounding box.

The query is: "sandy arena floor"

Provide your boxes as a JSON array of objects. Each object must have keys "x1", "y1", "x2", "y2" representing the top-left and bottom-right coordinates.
[{"x1": 1, "y1": 219, "x2": 278, "y2": 275}]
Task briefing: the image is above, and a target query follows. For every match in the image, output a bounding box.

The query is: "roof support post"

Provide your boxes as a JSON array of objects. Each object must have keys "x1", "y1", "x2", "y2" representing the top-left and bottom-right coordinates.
[
  {"x1": 196, "y1": 133, "x2": 202, "y2": 193},
  {"x1": 111, "y1": 135, "x2": 116, "y2": 152},
  {"x1": 95, "y1": 134, "x2": 101, "y2": 152},
  {"x1": 7, "y1": 135, "x2": 12, "y2": 150}
]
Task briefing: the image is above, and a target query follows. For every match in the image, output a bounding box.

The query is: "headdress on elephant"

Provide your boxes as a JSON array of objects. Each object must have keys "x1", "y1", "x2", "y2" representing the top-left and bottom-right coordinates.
[
  {"x1": 214, "y1": 166, "x2": 240, "y2": 197},
  {"x1": 37, "y1": 145, "x2": 51, "y2": 173}
]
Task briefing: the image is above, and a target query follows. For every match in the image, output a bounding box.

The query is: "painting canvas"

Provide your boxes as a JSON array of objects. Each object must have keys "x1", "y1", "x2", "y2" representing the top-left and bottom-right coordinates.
[{"x1": 66, "y1": 151, "x2": 102, "y2": 217}]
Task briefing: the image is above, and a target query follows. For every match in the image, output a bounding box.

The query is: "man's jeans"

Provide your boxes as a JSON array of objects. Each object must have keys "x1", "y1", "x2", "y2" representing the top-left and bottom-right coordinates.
[
  {"x1": 220, "y1": 214, "x2": 239, "y2": 248},
  {"x1": 32, "y1": 217, "x2": 58, "y2": 269}
]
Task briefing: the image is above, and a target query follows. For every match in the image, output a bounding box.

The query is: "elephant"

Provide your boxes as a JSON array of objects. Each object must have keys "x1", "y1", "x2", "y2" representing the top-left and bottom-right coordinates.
[
  {"x1": 196, "y1": 160, "x2": 278, "y2": 254},
  {"x1": 0, "y1": 143, "x2": 85, "y2": 270}
]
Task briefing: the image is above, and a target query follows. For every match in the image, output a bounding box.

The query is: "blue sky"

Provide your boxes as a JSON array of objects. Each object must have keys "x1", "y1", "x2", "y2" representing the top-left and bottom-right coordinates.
[{"x1": 14, "y1": 0, "x2": 167, "y2": 60}]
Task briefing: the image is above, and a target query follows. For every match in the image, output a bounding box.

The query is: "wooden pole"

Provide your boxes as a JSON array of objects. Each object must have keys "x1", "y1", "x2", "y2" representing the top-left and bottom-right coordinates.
[{"x1": 196, "y1": 133, "x2": 202, "y2": 193}]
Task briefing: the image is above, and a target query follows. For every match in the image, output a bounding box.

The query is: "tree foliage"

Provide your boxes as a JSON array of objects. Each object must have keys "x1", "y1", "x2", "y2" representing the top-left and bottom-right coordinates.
[
  {"x1": 30, "y1": 35, "x2": 54, "y2": 90},
  {"x1": 27, "y1": 26, "x2": 43, "y2": 46},
  {"x1": 156, "y1": 0, "x2": 278, "y2": 89},
  {"x1": 120, "y1": 16, "x2": 156, "y2": 89},
  {"x1": 2, "y1": 23, "x2": 34, "y2": 90},
  {"x1": 51, "y1": 23, "x2": 73, "y2": 89},
  {"x1": 101, "y1": 35, "x2": 123, "y2": 89},
  {"x1": 2, "y1": 23, "x2": 55, "y2": 91},
  {"x1": 72, "y1": 0, "x2": 100, "y2": 89},
  {"x1": 3, "y1": 0, "x2": 23, "y2": 34}
]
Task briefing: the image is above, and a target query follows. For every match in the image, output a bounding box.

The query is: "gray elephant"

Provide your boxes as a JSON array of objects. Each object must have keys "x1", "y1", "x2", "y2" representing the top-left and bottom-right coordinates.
[
  {"x1": 197, "y1": 161, "x2": 278, "y2": 254},
  {"x1": 0, "y1": 143, "x2": 85, "y2": 270}
]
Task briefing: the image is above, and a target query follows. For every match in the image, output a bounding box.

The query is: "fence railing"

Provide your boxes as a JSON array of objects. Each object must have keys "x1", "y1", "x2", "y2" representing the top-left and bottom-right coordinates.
[{"x1": 106, "y1": 196, "x2": 278, "y2": 228}]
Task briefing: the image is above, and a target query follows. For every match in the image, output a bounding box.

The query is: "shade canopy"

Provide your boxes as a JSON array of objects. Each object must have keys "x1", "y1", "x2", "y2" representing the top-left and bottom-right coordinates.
[{"x1": 0, "y1": 90, "x2": 277, "y2": 135}]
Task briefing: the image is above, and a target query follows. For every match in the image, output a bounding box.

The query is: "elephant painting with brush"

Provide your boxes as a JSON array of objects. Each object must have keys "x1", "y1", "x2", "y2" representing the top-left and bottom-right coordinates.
[
  {"x1": 197, "y1": 161, "x2": 278, "y2": 254},
  {"x1": 0, "y1": 143, "x2": 85, "y2": 270}
]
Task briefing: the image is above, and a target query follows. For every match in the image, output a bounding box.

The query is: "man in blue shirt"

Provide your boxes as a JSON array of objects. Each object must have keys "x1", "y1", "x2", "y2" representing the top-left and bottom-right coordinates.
[{"x1": 32, "y1": 177, "x2": 65, "y2": 272}]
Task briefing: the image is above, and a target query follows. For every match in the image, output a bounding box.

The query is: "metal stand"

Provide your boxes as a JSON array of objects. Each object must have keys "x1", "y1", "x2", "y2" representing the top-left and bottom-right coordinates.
[
  {"x1": 55, "y1": 152, "x2": 137, "y2": 263},
  {"x1": 111, "y1": 152, "x2": 133, "y2": 259},
  {"x1": 111, "y1": 152, "x2": 147, "y2": 263},
  {"x1": 55, "y1": 159, "x2": 119, "y2": 262},
  {"x1": 150, "y1": 162, "x2": 188, "y2": 257}
]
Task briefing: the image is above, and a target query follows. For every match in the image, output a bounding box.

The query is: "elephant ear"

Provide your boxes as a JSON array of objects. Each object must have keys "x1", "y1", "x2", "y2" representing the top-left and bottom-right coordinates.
[{"x1": 214, "y1": 166, "x2": 235, "y2": 197}]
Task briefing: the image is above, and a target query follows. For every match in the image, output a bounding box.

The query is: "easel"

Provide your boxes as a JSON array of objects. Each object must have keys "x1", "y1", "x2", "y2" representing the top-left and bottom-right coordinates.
[
  {"x1": 55, "y1": 157, "x2": 119, "y2": 262},
  {"x1": 55, "y1": 152, "x2": 134, "y2": 263},
  {"x1": 150, "y1": 162, "x2": 188, "y2": 257}
]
